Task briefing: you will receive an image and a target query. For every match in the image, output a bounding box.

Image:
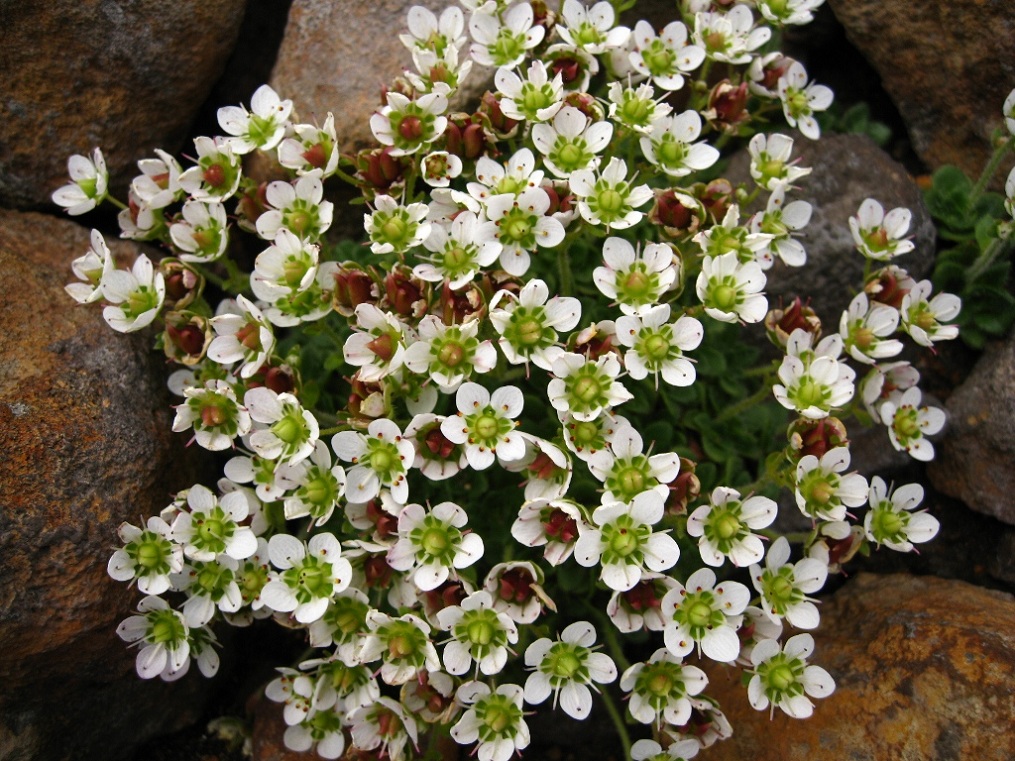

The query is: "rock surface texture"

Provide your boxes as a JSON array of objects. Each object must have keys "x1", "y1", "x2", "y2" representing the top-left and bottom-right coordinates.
[
  {"x1": 0, "y1": 211, "x2": 209, "y2": 761},
  {"x1": 827, "y1": 0, "x2": 1015, "y2": 183},
  {"x1": 929, "y1": 331, "x2": 1015, "y2": 525},
  {"x1": 0, "y1": 0, "x2": 248, "y2": 210},
  {"x1": 703, "y1": 573, "x2": 1015, "y2": 761}
]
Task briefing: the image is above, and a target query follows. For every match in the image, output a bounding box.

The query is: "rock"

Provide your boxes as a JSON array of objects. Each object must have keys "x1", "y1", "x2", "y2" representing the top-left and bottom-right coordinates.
[
  {"x1": 270, "y1": 0, "x2": 490, "y2": 154},
  {"x1": 827, "y1": 0, "x2": 1015, "y2": 183},
  {"x1": 701, "y1": 573, "x2": 1015, "y2": 761},
  {"x1": 0, "y1": 211, "x2": 211, "y2": 761},
  {"x1": 929, "y1": 332, "x2": 1015, "y2": 525},
  {"x1": 0, "y1": 0, "x2": 248, "y2": 211},
  {"x1": 730, "y1": 133, "x2": 936, "y2": 329}
]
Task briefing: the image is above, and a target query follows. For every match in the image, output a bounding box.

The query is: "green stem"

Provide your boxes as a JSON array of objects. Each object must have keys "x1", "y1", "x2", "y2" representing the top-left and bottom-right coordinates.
[
  {"x1": 104, "y1": 194, "x2": 128, "y2": 211},
  {"x1": 557, "y1": 242, "x2": 575, "y2": 297},
  {"x1": 191, "y1": 262, "x2": 228, "y2": 291},
  {"x1": 598, "y1": 686, "x2": 633, "y2": 761},
  {"x1": 968, "y1": 134, "x2": 1015, "y2": 211},
  {"x1": 967, "y1": 235, "x2": 1012, "y2": 282},
  {"x1": 715, "y1": 379, "x2": 773, "y2": 423}
]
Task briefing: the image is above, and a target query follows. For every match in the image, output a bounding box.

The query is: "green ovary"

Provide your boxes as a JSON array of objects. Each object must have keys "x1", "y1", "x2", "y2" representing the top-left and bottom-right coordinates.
[
  {"x1": 870, "y1": 506, "x2": 907, "y2": 541},
  {"x1": 893, "y1": 408, "x2": 920, "y2": 440},
  {"x1": 149, "y1": 610, "x2": 186, "y2": 645},
  {"x1": 710, "y1": 283, "x2": 738, "y2": 312},
  {"x1": 642, "y1": 42, "x2": 676, "y2": 77},
  {"x1": 272, "y1": 410, "x2": 307, "y2": 445}
]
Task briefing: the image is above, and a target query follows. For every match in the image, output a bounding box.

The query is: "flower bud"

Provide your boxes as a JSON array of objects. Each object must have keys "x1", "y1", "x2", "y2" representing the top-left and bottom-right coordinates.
[
  {"x1": 162, "y1": 311, "x2": 210, "y2": 365},
  {"x1": 787, "y1": 416, "x2": 849, "y2": 462},
  {"x1": 705, "y1": 80, "x2": 750, "y2": 132},
  {"x1": 440, "y1": 280, "x2": 486, "y2": 324},
  {"x1": 666, "y1": 457, "x2": 701, "y2": 515},
  {"x1": 651, "y1": 188, "x2": 704, "y2": 238},
  {"x1": 160, "y1": 259, "x2": 202, "y2": 310},
  {"x1": 480, "y1": 92, "x2": 520, "y2": 137},
  {"x1": 383, "y1": 266, "x2": 428, "y2": 318},
  {"x1": 333, "y1": 265, "x2": 378, "y2": 316},
  {"x1": 765, "y1": 297, "x2": 822, "y2": 348},
  {"x1": 865, "y1": 266, "x2": 914, "y2": 310}
]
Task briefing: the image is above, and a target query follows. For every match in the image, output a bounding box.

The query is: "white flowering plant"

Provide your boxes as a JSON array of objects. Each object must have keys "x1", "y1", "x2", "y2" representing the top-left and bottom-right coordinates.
[{"x1": 56, "y1": 1, "x2": 989, "y2": 758}]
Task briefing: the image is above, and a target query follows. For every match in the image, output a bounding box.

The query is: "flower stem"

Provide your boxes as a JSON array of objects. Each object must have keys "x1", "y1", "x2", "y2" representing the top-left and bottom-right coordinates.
[
  {"x1": 557, "y1": 244, "x2": 574, "y2": 297},
  {"x1": 598, "y1": 686, "x2": 632, "y2": 761},
  {"x1": 967, "y1": 235, "x2": 1013, "y2": 282},
  {"x1": 716, "y1": 379, "x2": 773, "y2": 422},
  {"x1": 968, "y1": 133, "x2": 1014, "y2": 211}
]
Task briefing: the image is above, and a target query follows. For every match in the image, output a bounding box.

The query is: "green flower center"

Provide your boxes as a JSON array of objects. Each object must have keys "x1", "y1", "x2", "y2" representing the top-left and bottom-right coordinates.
[
  {"x1": 283, "y1": 554, "x2": 335, "y2": 603},
  {"x1": 490, "y1": 29, "x2": 527, "y2": 67},
  {"x1": 477, "y1": 693, "x2": 522, "y2": 740},
  {"x1": 149, "y1": 610, "x2": 187, "y2": 646},
  {"x1": 553, "y1": 139, "x2": 589, "y2": 172},
  {"x1": 655, "y1": 137, "x2": 687, "y2": 169},
  {"x1": 272, "y1": 408, "x2": 308, "y2": 445},
  {"x1": 520, "y1": 82, "x2": 554, "y2": 117},
  {"x1": 710, "y1": 283, "x2": 738, "y2": 312},
  {"x1": 791, "y1": 377, "x2": 829, "y2": 411},
  {"x1": 893, "y1": 407, "x2": 921, "y2": 440},
  {"x1": 870, "y1": 503, "x2": 908, "y2": 542},
  {"x1": 761, "y1": 567, "x2": 801, "y2": 615},
  {"x1": 131, "y1": 532, "x2": 171, "y2": 571},
  {"x1": 619, "y1": 94, "x2": 653, "y2": 126},
  {"x1": 642, "y1": 41, "x2": 676, "y2": 77}
]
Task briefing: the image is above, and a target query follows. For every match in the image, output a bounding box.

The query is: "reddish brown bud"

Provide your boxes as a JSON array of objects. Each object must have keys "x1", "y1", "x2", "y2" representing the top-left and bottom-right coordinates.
[
  {"x1": 706, "y1": 80, "x2": 750, "y2": 131},
  {"x1": 787, "y1": 417, "x2": 849, "y2": 462},
  {"x1": 302, "y1": 143, "x2": 328, "y2": 169},
  {"x1": 765, "y1": 297, "x2": 822, "y2": 348},
  {"x1": 263, "y1": 365, "x2": 296, "y2": 395},
  {"x1": 498, "y1": 568, "x2": 536, "y2": 604},
  {"x1": 542, "y1": 509, "x2": 578, "y2": 544},
  {"x1": 202, "y1": 163, "x2": 225, "y2": 188}
]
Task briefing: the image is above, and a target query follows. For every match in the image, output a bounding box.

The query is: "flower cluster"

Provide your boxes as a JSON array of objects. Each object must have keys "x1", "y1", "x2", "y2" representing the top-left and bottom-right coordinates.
[{"x1": 56, "y1": 2, "x2": 971, "y2": 760}]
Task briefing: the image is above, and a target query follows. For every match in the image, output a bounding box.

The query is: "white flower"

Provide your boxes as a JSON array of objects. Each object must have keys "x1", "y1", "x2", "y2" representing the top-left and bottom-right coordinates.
[
  {"x1": 277, "y1": 113, "x2": 341, "y2": 177},
  {"x1": 218, "y1": 84, "x2": 293, "y2": 154},
  {"x1": 864, "y1": 476, "x2": 939, "y2": 552},
  {"x1": 860, "y1": 360, "x2": 920, "y2": 423},
  {"x1": 531, "y1": 105, "x2": 613, "y2": 179},
  {"x1": 574, "y1": 492, "x2": 680, "y2": 591},
  {"x1": 466, "y1": 148, "x2": 543, "y2": 206},
  {"x1": 795, "y1": 446, "x2": 868, "y2": 522},
  {"x1": 757, "y1": 0, "x2": 825, "y2": 26},
  {"x1": 172, "y1": 555, "x2": 243, "y2": 627},
  {"x1": 621, "y1": 648, "x2": 708, "y2": 727},
  {"x1": 178, "y1": 136, "x2": 242, "y2": 201},
  {"x1": 387, "y1": 501, "x2": 484, "y2": 591},
  {"x1": 750, "y1": 537, "x2": 827, "y2": 629},
  {"x1": 640, "y1": 110, "x2": 719, "y2": 178},
  {"x1": 777, "y1": 61, "x2": 833, "y2": 140},
  {"x1": 661, "y1": 568, "x2": 749, "y2": 663},
  {"x1": 65, "y1": 229, "x2": 114, "y2": 304},
  {"x1": 900, "y1": 280, "x2": 961, "y2": 347},
  {"x1": 403, "y1": 413, "x2": 468, "y2": 482},
  {"x1": 365, "y1": 194, "x2": 432, "y2": 255},
  {"x1": 101, "y1": 254, "x2": 166, "y2": 333},
  {"x1": 748, "y1": 633, "x2": 834, "y2": 718},
  {"x1": 52, "y1": 148, "x2": 108, "y2": 215},
  {"x1": 261, "y1": 533, "x2": 351, "y2": 624},
  {"x1": 556, "y1": 0, "x2": 631, "y2": 54},
  {"x1": 333, "y1": 418, "x2": 415, "y2": 504},
  {"x1": 420, "y1": 149, "x2": 464, "y2": 187},
  {"x1": 256, "y1": 171, "x2": 334, "y2": 242},
  {"x1": 773, "y1": 329, "x2": 856, "y2": 419},
  {"x1": 358, "y1": 611, "x2": 441, "y2": 686},
  {"x1": 693, "y1": 5, "x2": 771, "y2": 64},
  {"x1": 1004, "y1": 87, "x2": 1015, "y2": 135},
  {"x1": 496, "y1": 60, "x2": 565, "y2": 123},
  {"x1": 616, "y1": 305, "x2": 703, "y2": 388},
  {"x1": 588, "y1": 424, "x2": 680, "y2": 504},
  {"x1": 482, "y1": 561, "x2": 549, "y2": 624},
  {"x1": 750, "y1": 185, "x2": 812, "y2": 268},
  {"x1": 400, "y1": 4, "x2": 467, "y2": 56},
  {"x1": 560, "y1": 409, "x2": 630, "y2": 462},
  {"x1": 848, "y1": 198, "x2": 915, "y2": 260},
  {"x1": 511, "y1": 498, "x2": 587, "y2": 566},
  {"x1": 131, "y1": 149, "x2": 182, "y2": 209},
  {"x1": 631, "y1": 738, "x2": 701, "y2": 761},
  {"x1": 489, "y1": 278, "x2": 581, "y2": 371},
  {"x1": 469, "y1": 3, "x2": 544, "y2": 69},
  {"x1": 403, "y1": 316, "x2": 496, "y2": 392},
  {"x1": 207, "y1": 295, "x2": 275, "y2": 378},
  {"x1": 629, "y1": 19, "x2": 704, "y2": 91},
  {"x1": 594, "y1": 237, "x2": 679, "y2": 315},
  {"x1": 524, "y1": 621, "x2": 617, "y2": 720},
  {"x1": 606, "y1": 572, "x2": 677, "y2": 633},
  {"x1": 485, "y1": 188, "x2": 566, "y2": 276},
  {"x1": 107, "y1": 516, "x2": 183, "y2": 596},
  {"x1": 250, "y1": 229, "x2": 321, "y2": 301},
  {"x1": 245, "y1": 387, "x2": 319, "y2": 464},
  {"x1": 451, "y1": 681, "x2": 530, "y2": 761},
  {"x1": 548, "y1": 352, "x2": 633, "y2": 422},
  {"x1": 570, "y1": 156, "x2": 654, "y2": 230},
  {"x1": 880, "y1": 386, "x2": 945, "y2": 462},
  {"x1": 687, "y1": 487, "x2": 777, "y2": 568},
  {"x1": 1006, "y1": 164, "x2": 1015, "y2": 219},
  {"x1": 116, "y1": 595, "x2": 190, "y2": 680},
  {"x1": 172, "y1": 379, "x2": 252, "y2": 451},
  {"x1": 839, "y1": 292, "x2": 903, "y2": 364},
  {"x1": 343, "y1": 304, "x2": 414, "y2": 383},
  {"x1": 413, "y1": 211, "x2": 500, "y2": 289},
  {"x1": 437, "y1": 591, "x2": 518, "y2": 676},
  {"x1": 440, "y1": 383, "x2": 527, "y2": 469},
  {"x1": 281, "y1": 706, "x2": 347, "y2": 759},
  {"x1": 695, "y1": 252, "x2": 767, "y2": 324},
  {"x1": 694, "y1": 204, "x2": 773, "y2": 265},
  {"x1": 170, "y1": 200, "x2": 230, "y2": 262},
  {"x1": 748, "y1": 132, "x2": 812, "y2": 190},
  {"x1": 370, "y1": 90, "x2": 448, "y2": 156},
  {"x1": 349, "y1": 696, "x2": 419, "y2": 761},
  {"x1": 171, "y1": 484, "x2": 258, "y2": 562},
  {"x1": 607, "y1": 81, "x2": 672, "y2": 132}
]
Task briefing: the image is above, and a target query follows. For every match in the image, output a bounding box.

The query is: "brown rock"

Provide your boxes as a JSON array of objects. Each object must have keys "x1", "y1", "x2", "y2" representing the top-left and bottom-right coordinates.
[
  {"x1": 827, "y1": 0, "x2": 1015, "y2": 182},
  {"x1": 270, "y1": 0, "x2": 490, "y2": 155},
  {"x1": 929, "y1": 331, "x2": 1015, "y2": 525},
  {"x1": 0, "y1": 211, "x2": 211, "y2": 761},
  {"x1": 0, "y1": 0, "x2": 248, "y2": 211},
  {"x1": 702, "y1": 573, "x2": 1015, "y2": 761}
]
